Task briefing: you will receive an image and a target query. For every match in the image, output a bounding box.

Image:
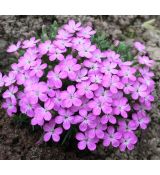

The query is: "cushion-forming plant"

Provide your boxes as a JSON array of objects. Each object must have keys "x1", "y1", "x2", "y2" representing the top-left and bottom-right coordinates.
[{"x1": 0, "y1": 20, "x2": 155, "y2": 152}]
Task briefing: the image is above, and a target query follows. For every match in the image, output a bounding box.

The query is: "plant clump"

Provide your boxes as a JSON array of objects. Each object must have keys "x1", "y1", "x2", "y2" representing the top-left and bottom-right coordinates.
[{"x1": 0, "y1": 20, "x2": 155, "y2": 152}]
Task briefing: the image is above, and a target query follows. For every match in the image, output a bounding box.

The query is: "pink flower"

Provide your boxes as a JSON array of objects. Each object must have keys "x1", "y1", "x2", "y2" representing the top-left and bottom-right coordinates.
[
  {"x1": 118, "y1": 120, "x2": 137, "y2": 133},
  {"x1": 49, "y1": 46, "x2": 66, "y2": 61},
  {"x1": 132, "y1": 112, "x2": 150, "y2": 129},
  {"x1": 55, "y1": 108, "x2": 74, "y2": 130},
  {"x1": 60, "y1": 58, "x2": 81, "y2": 80},
  {"x1": 76, "y1": 68, "x2": 88, "y2": 82},
  {"x1": 83, "y1": 60, "x2": 99, "y2": 73},
  {"x1": 26, "y1": 82, "x2": 48, "y2": 104},
  {"x1": 102, "y1": 75, "x2": 124, "y2": 94},
  {"x1": 131, "y1": 82, "x2": 147, "y2": 100},
  {"x1": 30, "y1": 59, "x2": 47, "y2": 77},
  {"x1": 88, "y1": 98, "x2": 112, "y2": 115},
  {"x1": 90, "y1": 49, "x2": 104, "y2": 63},
  {"x1": 19, "y1": 97, "x2": 37, "y2": 117},
  {"x1": 22, "y1": 37, "x2": 40, "y2": 49},
  {"x1": 39, "y1": 40, "x2": 53, "y2": 55},
  {"x1": 100, "y1": 61, "x2": 118, "y2": 75},
  {"x1": 76, "y1": 81, "x2": 98, "y2": 99},
  {"x1": 138, "y1": 56, "x2": 155, "y2": 67},
  {"x1": 64, "y1": 20, "x2": 81, "y2": 33},
  {"x1": 88, "y1": 118, "x2": 107, "y2": 139},
  {"x1": 101, "y1": 114, "x2": 116, "y2": 124},
  {"x1": 77, "y1": 26, "x2": 96, "y2": 39},
  {"x1": 34, "y1": 106, "x2": 52, "y2": 121},
  {"x1": 134, "y1": 41, "x2": 145, "y2": 52},
  {"x1": 7, "y1": 41, "x2": 21, "y2": 53},
  {"x1": 62, "y1": 85, "x2": 82, "y2": 108},
  {"x1": 53, "y1": 90, "x2": 64, "y2": 110},
  {"x1": 113, "y1": 97, "x2": 131, "y2": 118},
  {"x1": 77, "y1": 41, "x2": 96, "y2": 58},
  {"x1": 89, "y1": 73, "x2": 103, "y2": 84},
  {"x1": 104, "y1": 50, "x2": 121, "y2": 63},
  {"x1": 2, "y1": 99, "x2": 17, "y2": 117},
  {"x1": 3, "y1": 85, "x2": 18, "y2": 103},
  {"x1": 74, "y1": 110, "x2": 96, "y2": 132},
  {"x1": 47, "y1": 65, "x2": 65, "y2": 89},
  {"x1": 103, "y1": 126, "x2": 122, "y2": 147},
  {"x1": 76, "y1": 132, "x2": 98, "y2": 151},
  {"x1": 19, "y1": 52, "x2": 37, "y2": 70},
  {"x1": 3, "y1": 71, "x2": 16, "y2": 87},
  {"x1": 119, "y1": 66, "x2": 136, "y2": 83},
  {"x1": 54, "y1": 39, "x2": 72, "y2": 50},
  {"x1": 56, "y1": 29, "x2": 72, "y2": 40},
  {"x1": 94, "y1": 87, "x2": 112, "y2": 103},
  {"x1": 119, "y1": 132, "x2": 138, "y2": 151},
  {"x1": 43, "y1": 119, "x2": 63, "y2": 142}
]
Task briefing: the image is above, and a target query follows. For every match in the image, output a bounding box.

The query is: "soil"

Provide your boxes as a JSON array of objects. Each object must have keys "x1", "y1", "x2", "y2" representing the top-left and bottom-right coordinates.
[{"x1": 0, "y1": 15, "x2": 160, "y2": 160}]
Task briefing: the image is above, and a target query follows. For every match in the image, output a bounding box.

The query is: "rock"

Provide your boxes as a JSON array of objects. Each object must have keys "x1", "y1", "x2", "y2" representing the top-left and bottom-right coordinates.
[{"x1": 146, "y1": 46, "x2": 160, "y2": 61}]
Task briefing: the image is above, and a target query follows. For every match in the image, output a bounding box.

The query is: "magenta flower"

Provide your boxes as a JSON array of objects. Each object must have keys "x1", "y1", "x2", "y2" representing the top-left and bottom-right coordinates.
[
  {"x1": 61, "y1": 58, "x2": 81, "y2": 80},
  {"x1": 47, "y1": 65, "x2": 65, "y2": 89},
  {"x1": 54, "y1": 39, "x2": 72, "y2": 50},
  {"x1": 2, "y1": 85, "x2": 18, "y2": 103},
  {"x1": 119, "y1": 132, "x2": 138, "y2": 151},
  {"x1": 118, "y1": 120, "x2": 137, "y2": 133},
  {"x1": 113, "y1": 97, "x2": 131, "y2": 118},
  {"x1": 122, "y1": 80, "x2": 134, "y2": 94},
  {"x1": 103, "y1": 126, "x2": 122, "y2": 147},
  {"x1": 19, "y1": 97, "x2": 37, "y2": 117},
  {"x1": 39, "y1": 40, "x2": 53, "y2": 55},
  {"x1": 74, "y1": 110, "x2": 96, "y2": 132},
  {"x1": 131, "y1": 82, "x2": 147, "y2": 100},
  {"x1": 49, "y1": 46, "x2": 66, "y2": 61},
  {"x1": 30, "y1": 59, "x2": 47, "y2": 77},
  {"x1": 2, "y1": 99, "x2": 17, "y2": 117},
  {"x1": 7, "y1": 41, "x2": 21, "y2": 53},
  {"x1": 100, "y1": 61, "x2": 118, "y2": 75},
  {"x1": 77, "y1": 41, "x2": 96, "y2": 58},
  {"x1": 3, "y1": 71, "x2": 16, "y2": 87},
  {"x1": 72, "y1": 37, "x2": 88, "y2": 48},
  {"x1": 88, "y1": 118, "x2": 107, "y2": 139},
  {"x1": 138, "y1": 56, "x2": 155, "y2": 67},
  {"x1": 76, "y1": 132, "x2": 98, "y2": 151},
  {"x1": 94, "y1": 87, "x2": 112, "y2": 103},
  {"x1": 90, "y1": 49, "x2": 104, "y2": 63},
  {"x1": 56, "y1": 29, "x2": 72, "y2": 40},
  {"x1": 0, "y1": 72, "x2": 4, "y2": 87},
  {"x1": 76, "y1": 81, "x2": 98, "y2": 99},
  {"x1": 77, "y1": 26, "x2": 96, "y2": 39},
  {"x1": 19, "y1": 52, "x2": 36, "y2": 70},
  {"x1": 22, "y1": 37, "x2": 40, "y2": 49},
  {"x1": 55, "y1": 108, "x2": 74, "y2": 130},
  {"x1": 134, "y1": 41, "x2": 145, "y2": 52},
  {"x1": 89, "y1": 73, "x2": 103, "y2": 84},
  {"x1": 34, "y1": 106, "x2": 52, "y2": 121},
  {"x1": 64, "y1": 20, "x2": 81, "y2": 33},
  {"x1": 76, "y1": 68, "x2": 88, "y2": 82},
  {"x1": 132, "y1": 112, "x2": 150, "y2": 129},
  {"x1": 102, "y1": 75, "x2": 124, "y2": 94},
  {"x1": 43, "y1": 119, "x2": 63, "y2": 142},
  {"x1": 119, "y1": 66, "x2": 136, "y2": 83},
  {"x1": 53, "y1": 90, "x2": 64, "y2": 110},
  {"x1": 61, "y1": 85, "x2": 82, "y2": 108},
  {"x1": 104, "y1": 50, "x2": 121, "y2": 63},
  {"x1": 83, "y1": 60, "x2": 99, "y2": 73},
  {"x1": 88, "y1": 98, "x2": 112, "y2": 115},
  {"x1": 26, "y1": 82, "x2": 48, "y2": 104},
  {"x1": 101, "y1": 114, "x2": 116, "y2": 124},
  {"x1": 139, "y1": 67, "x2": 154, "y2": 78}
]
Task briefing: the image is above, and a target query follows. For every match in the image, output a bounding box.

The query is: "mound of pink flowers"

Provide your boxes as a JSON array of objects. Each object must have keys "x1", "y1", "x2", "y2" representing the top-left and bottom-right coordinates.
[{"x1": 0, "y1": 20, "x2": 155, "y2": 152}]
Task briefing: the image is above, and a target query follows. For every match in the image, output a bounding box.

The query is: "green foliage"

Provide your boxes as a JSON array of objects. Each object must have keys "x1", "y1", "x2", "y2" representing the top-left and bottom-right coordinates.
[
  {"x1": 92, "y1": 30, "x2": 134, "y2": 61},
  {"x1": 91, "y1": 31, "x2": 111, "y2": 51},
  {"x1": 13, "y1": 114, "x2": 29, "y2": 125},
  {"x1": 40, "y1": 21, "x2": 59, "y2": 42}
]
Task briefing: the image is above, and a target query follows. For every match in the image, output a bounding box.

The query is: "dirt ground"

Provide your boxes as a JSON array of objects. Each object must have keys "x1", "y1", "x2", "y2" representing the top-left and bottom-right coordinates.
[{"x1": 0, "y1": 15, "x2": 160, "y2": 160}]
